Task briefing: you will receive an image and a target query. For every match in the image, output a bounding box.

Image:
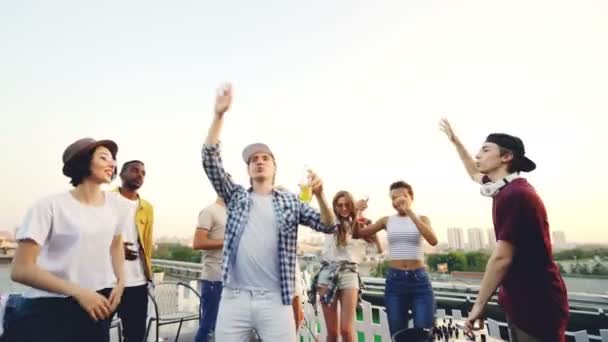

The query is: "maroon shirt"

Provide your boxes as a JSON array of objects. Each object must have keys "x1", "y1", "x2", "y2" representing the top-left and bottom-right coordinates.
[{"x1": 492, "y1": 178, "x2": 569, "y2": 341}]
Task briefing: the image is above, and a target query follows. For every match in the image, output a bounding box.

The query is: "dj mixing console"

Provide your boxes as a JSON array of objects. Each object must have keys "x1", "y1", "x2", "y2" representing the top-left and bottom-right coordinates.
[{"x1": 430, "y1": 318, "x2": 503, "y2": 341}]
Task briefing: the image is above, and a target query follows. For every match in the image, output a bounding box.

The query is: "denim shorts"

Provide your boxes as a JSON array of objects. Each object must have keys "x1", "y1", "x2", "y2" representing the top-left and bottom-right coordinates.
[{"x1": 317, "y1": 268, "x2": 359, "y2": 290}]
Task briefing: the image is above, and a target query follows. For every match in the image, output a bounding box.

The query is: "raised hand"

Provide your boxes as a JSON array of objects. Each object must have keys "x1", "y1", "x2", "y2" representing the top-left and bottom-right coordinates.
[
  {"x1": 439, "y1": 118, "x2": 458, "y2": 143},
  {"x1": 308, "y1": 170, "x2": 324, "y2": 196},
  {"x1": 355, "y1": 199, "x2": 368, "y2": 212},
  {"x1": 214, "y1": 83, "x2": 233, "y2": 116},
  {"x1": 395, "y1": 194, "x2": 412, "y2": 212}
]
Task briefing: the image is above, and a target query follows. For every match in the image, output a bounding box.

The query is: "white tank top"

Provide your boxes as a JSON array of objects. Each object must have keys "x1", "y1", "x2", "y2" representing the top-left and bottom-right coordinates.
[
  {"x1": 321, "y1": 220, "x2": 365, "y2": 263},
  {"x1": 321, "y1": 234, "x2": 364, "y2": 263},
  {"x1": 386, "y1": 215, "x2": 423, "y2": 261}
]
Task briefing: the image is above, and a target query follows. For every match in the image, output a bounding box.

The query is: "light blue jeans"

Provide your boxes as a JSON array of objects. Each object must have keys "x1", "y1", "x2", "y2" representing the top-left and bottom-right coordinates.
[{"x1": 215, "y1": 288, "x2": 295, "y2": 342}]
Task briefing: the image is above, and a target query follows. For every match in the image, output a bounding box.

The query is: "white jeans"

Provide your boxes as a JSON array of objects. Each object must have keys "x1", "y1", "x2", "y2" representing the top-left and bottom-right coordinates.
[{"x1": 215, "y1": 288, "x2": 296, "y2": 342}]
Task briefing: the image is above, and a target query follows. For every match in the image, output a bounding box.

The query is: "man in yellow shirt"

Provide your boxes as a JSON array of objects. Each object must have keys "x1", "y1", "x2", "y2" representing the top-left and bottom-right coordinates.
[{"x1": 114, "y1": 160, "x2": 154, "y2": 342}]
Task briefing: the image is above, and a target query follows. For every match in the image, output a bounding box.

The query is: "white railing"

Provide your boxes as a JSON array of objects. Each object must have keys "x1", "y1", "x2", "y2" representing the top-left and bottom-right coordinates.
[
  {"x1": 153, "y1": 259, "x2": 608, "y2": 309},
  {"x1": 162, "y1": 279, "x2": 608, "y2": 342},
  {"x1": 153, "y1": 259, "x2": 608, "y2": 341}
]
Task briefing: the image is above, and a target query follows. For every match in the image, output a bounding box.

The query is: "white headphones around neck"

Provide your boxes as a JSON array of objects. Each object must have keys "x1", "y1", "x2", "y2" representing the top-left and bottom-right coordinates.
[{"x1": 480, "y1": 173, "x2": 520, "y2": 197}]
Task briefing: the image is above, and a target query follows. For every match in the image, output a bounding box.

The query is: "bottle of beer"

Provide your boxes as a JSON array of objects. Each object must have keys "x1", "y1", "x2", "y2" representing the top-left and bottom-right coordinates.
[{"x1": 298, "y1": 166, "x2": 312, "y2": 203}]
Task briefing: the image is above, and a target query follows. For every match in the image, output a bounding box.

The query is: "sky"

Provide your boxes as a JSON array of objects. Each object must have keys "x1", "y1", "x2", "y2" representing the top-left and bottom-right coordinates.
[{"x1": 1, "y1": 0, "x2": 607, "y2": 244}]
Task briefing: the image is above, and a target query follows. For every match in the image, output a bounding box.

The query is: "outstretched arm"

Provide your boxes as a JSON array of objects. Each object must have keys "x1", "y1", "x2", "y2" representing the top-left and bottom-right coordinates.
[
  {"x1": 439, "y1": 118, "x2": 483, "y2": 184},
  {"x1": 202, "y1": 84, "x2": 240, "y2": 203}
]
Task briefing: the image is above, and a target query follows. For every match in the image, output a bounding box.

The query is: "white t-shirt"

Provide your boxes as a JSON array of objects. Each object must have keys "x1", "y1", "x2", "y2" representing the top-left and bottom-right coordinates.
[
  {"x1": 321, "y1": 233, "x2": 366, "y2": 264},
  {"x1": 120, "y1": 196, "x2": 148, "y2": 287},
  {"x1": 16, "y1": 191, "x2": 129, "y2": 298}
]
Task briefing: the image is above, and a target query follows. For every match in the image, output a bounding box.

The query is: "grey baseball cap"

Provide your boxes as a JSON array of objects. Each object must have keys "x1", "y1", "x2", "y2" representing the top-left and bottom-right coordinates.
[{"x1": 242, "y1": 143, "x2": 274, "y2": 164}]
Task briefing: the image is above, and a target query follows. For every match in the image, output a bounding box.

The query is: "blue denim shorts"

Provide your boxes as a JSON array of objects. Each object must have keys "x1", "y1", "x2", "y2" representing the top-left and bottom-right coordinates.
[{"x1": 317, "y1": 268, "x2": 359, "y2": 290}]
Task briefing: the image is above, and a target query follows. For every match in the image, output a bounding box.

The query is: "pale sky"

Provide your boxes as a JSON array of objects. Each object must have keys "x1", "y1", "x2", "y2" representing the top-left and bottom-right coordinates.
[{"x1": 1, "y1": 0, "x2": 607, "y2": 244}]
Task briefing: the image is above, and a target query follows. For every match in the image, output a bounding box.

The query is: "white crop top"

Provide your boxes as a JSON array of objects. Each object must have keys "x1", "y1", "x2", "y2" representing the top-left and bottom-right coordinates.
[{"x1": 386, "y1": 215, "x2": 423, "y2": 261}]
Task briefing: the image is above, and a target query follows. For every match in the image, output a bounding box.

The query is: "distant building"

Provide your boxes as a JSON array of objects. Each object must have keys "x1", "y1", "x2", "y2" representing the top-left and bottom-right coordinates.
[
  {"x1": 447, "y1": 228, "x2": 465, "y2": 250},
  {"x1": 552, "y1": 231, "x2": 567, "y2": 249},
  {"x1": 467, "y1": 228, "x2": 484, "y2": 251}
]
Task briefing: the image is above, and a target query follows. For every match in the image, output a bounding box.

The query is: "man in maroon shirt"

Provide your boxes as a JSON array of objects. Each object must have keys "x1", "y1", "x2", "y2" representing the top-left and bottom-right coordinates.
[{"x1": 440, "y1": 119, "x2": 569, "y2": 341}]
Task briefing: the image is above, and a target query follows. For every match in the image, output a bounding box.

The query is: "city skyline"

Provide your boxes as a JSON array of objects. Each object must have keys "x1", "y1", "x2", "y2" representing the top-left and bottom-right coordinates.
[
  {"x1": 467, "y1": 228, "x2": 484, "y2": 251},
  {"x1": 486, "y1": 229, "x2": 497, "y2": 250},
  {"x1": 150, "y1": 227, "x2": 598, "y2": 251},
  {"x1": 447, "y1": 228, "x2": 465, "y2": 250}
]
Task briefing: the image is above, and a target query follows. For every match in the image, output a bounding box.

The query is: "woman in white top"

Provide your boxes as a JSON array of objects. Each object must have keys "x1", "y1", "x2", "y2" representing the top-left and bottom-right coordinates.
[
  {"x1": 312, "y1": 190, "x2": 381, "y2": 342},
  {"x1": 353, "y1": 181, "x2": 438, "y2": 337},
  {"x1": 6, "y1": 138, "x2": 127, "y2": 342}
]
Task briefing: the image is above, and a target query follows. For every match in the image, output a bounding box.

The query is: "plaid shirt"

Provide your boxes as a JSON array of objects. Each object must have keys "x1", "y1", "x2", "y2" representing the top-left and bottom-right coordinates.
[
  {"x1": 307, "y1": 261, "x2": 365, "y2": 316},
  {"x1": 202, "y1": 143, "x2": 336, "y2": 305}
]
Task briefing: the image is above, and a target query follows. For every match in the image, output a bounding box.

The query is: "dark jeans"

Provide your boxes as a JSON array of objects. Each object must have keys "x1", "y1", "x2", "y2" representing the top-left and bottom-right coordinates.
[
  {"x1": 194, "y1": 280, "x2": 223, "y2": 342},
  {"x1": 2, "y1": 288, "x2": 113, "y2": 342},
  {"x1": 384, "y1": 268, "x2": 435, "y2": 336},
  {"x1": 115, "y1": 284, "x2": 149, "y2": 342}
]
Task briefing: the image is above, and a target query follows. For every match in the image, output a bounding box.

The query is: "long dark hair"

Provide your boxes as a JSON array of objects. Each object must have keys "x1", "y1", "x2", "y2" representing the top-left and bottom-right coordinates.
[{"x1": 332, "y1": 190, "x2": 356, "y2": 247}]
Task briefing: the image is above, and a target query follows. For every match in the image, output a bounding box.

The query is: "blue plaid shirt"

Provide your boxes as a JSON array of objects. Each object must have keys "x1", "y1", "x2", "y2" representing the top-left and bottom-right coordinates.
[{"x1": 202, "y1": 143, "x2": 336, "y2": 305}]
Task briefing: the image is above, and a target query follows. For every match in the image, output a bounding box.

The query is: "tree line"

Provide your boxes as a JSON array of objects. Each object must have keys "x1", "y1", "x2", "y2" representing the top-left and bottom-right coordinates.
[{"x1": 371, "y1": 249, "x2": 608, "y2": 277}]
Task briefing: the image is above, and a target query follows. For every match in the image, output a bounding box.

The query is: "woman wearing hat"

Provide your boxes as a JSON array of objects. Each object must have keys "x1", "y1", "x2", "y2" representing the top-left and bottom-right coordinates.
[{"x1": 7, "y1": 138, "x2": 127, "y2": 342}]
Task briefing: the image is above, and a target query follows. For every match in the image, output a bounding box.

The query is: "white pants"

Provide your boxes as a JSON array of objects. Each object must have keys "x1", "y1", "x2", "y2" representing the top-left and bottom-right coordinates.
[{"x1": 215, "y1": 288, "x2": 296, "y2": 342}]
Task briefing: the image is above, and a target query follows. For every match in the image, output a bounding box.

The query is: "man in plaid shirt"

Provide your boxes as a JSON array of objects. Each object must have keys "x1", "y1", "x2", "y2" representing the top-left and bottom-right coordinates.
[{"x1": 202, "y1": 83, "x2": 337, "y2": 341}]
